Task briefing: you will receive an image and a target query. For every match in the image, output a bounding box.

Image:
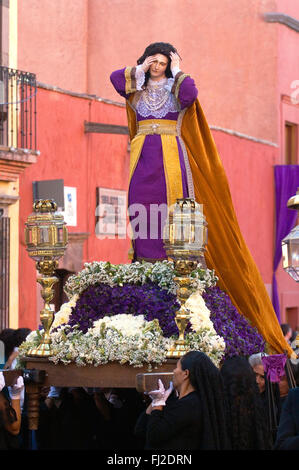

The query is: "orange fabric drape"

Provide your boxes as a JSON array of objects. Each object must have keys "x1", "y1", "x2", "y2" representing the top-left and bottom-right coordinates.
[{"x1": 126, "y1": 99, "x2": 293, "y2": 357}]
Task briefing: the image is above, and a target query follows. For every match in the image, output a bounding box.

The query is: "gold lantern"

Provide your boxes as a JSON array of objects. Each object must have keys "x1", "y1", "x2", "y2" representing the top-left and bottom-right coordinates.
[
  {"x1": 163, "y1": 198, "x2": 208, "y2": 357},
  {"x1": 282, "y1": 189, "x2": 299, "y2": 282},
  {"x1": 24, "y1": 199, "x2": 68, "y2": 356}
]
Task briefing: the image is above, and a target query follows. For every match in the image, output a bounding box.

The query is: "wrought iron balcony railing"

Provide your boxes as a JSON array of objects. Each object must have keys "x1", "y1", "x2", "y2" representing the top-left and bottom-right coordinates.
[{"x1": 0, "y1": 66, "x2": 37, "y2": 151}]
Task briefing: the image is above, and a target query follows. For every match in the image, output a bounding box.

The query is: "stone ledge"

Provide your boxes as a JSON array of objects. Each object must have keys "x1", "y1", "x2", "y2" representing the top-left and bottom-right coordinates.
[
  {"x1": 0, "y1": 146, "x2": 40, "y2": 181},
  {"x1": 0, "y1": 193, "x2": 20, "y2": 205}
]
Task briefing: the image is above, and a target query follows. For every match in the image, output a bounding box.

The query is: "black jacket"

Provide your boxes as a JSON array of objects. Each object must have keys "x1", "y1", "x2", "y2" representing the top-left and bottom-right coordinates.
[
  {"x1": 275, "y1": 387, "x2": 299, "y2": 450},
  {"x1": 135, "y1": 391, "x2": 204, "y2": 450}
]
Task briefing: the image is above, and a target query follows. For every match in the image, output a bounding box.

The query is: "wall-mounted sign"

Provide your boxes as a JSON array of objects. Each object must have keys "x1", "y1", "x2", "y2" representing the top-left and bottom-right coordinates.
[
  {"x1": 96, "y1": 187, "x2": 127, "y2": 239},
  {"x1": 63, "y1": 187, "x2": 77, "y2": 227},
  {"x1": 32, "y1": 179, "x2": 64, "y2": 210}
]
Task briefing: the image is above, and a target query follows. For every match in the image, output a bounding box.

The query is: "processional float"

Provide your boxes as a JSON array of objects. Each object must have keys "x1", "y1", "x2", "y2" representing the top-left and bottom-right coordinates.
[{"x1": 24, "y1": 197, "x2": 207, "y2": 358}]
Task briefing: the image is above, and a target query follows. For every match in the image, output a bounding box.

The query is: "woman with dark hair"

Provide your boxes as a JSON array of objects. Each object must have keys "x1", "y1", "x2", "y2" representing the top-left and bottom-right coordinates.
[
  {"x1": 135, "y1": 351, "x2": 230, "y2": 450},
  {"x1": 280, "y1": 323, "x2": 292, "y2": 344},
  {"x1": 0, "y1": 329, "x2": 16, "y2": 367},
  {"x1": 3, "y1": 328, "x2": 32, "y2": 370},
  {"x1": 110, "y1": 42, "x2": 293, "y2": 358},
  {"x1": 220, "y1": 356, "x2": 272, "y2": 450},
  {"x1": 0, "y1": 372, "x2": 24, "y2": 449}
]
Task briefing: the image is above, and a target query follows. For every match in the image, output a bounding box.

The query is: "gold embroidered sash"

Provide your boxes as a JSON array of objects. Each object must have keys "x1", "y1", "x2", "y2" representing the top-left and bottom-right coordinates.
[{"x1": 129, "y1": 119, "x2": 183, "y2": 207}]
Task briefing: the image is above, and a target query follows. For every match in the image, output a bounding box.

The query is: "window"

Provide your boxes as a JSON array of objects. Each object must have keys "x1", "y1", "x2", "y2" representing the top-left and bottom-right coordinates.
[{"x1": 285, "y1": 122, "x2": 298, "y2": 165}]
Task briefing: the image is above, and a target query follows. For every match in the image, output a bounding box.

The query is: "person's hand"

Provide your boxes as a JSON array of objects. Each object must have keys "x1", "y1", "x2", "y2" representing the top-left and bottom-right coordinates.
[
  {"x1": 147, "y1": 379, "x2": 173, "y2": 407},
  {"x1": 170, "y1": 52, "x2": 181, "y2": 75},
  {"x1": 140, "y1": 55, "x2": 157, "y2": 73},
  {"x1": 47, "y1": 386, "x2": 62, "y2": 399},
  {"x1": 0, "y1": 372, "x2": 5, "y2": 392},
  {"x1": 8, "y1": 376, "x2": 24, "y2": 400}
]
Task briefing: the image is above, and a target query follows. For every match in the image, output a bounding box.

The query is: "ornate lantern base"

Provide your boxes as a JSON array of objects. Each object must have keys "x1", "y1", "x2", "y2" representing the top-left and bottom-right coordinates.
[
  {"x1": 28, "y1": 341, "x2": 52, "y2": 357},
  {"x1": 24, "y1": 200, "x2": 68, "y2": 358},
  {"x1": 166, "y1": 310, "x2": 190, "y2": 358},
  {"x1": 27, "y1": 274, "x2": 58, "y2": 357},
  {"x1": 166, "y1": 259, "x2": 198, "y2": 358}
]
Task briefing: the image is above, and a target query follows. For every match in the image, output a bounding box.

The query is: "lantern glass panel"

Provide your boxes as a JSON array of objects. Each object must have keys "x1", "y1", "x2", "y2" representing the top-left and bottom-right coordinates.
[
  {"x1": 57, "y1": 227, "x2": 64, "y2": 242},
  {"x1": 39, "y1": 227, "x2": 49, "y2": 244},
  {"x1": 282, "y1": 225, "x2": 299, "y2": 282},
  {"x1": 27, "y1": 229, "x2": 33, "y2": 244}
]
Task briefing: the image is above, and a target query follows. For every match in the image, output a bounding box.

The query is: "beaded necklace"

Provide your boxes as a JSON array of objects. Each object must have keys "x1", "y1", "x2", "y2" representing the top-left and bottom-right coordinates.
[
  {"x1": 137, "y1": 78, "x2": 179, "y2": 118},
  {"x1": 142, "y1": 79, "x2": 169, "y2": 111}
]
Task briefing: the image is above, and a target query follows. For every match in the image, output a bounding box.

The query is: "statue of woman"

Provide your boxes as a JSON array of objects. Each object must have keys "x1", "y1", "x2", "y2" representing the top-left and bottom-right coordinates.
[
  {"x1": 110, "y1": 42, "x2": 293, "y2": 358},
  {"x1": 111, "y1": 42, "x2": 196, "y2": 262}
]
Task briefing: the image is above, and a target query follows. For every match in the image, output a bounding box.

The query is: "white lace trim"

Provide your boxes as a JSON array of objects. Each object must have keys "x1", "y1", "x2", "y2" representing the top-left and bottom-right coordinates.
[
  {"x1": 136, "y1": 78, "x2": 180, "y2": 118},
  {"x1": 135, "y1": 65, "x2": 145, "y2": 91}
]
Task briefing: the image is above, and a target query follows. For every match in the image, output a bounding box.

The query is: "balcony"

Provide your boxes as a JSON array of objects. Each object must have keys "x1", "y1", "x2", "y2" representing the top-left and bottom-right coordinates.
[{"x1": 0, "y1": 66, "x2": 40, "y2": 182}]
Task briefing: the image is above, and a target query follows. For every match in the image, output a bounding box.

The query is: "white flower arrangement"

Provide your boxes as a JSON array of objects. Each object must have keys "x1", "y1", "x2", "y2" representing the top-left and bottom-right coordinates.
[
  {"x1": 182, "y1": 290, "x2": 226, "y2": 367},
  {"x1": 64, "y1": 260, "x2": 218, "y2": 299},
  {"x1": 50, "y1": 314, "x2": 172, "y2": 369},
  {"x1": 18, "y1": 263, "x2": 224, "y2": 369},
  {"x1": 51, "y1": 294, "x2": 79, "y2": 330},
  {"x1": 19, "y1": 315, "x2": 172, "y2": 370},
  {"x1": 184, "y1": 328, "x2": 226, "y2": 367},
  {"x1": 185, "y1": 291, "x2": 216, "y2": 333}
]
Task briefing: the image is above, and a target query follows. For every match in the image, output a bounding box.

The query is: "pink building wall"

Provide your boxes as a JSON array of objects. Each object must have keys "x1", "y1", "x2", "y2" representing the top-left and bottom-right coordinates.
[
  {"x1": 18, "y1": 0, "x2": 88, "y2": 93},
  {"x1": 18, "y1": 0, "x2": 278, "y2": 142},
  {"x1": 88, "y1": 0, "x2": 278, "y2": 144}
]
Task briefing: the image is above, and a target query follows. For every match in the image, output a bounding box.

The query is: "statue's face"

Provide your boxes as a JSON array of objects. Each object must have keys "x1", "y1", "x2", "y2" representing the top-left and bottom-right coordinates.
[{"x1": 149, "y1": 54, "x2": 169, "y2": 80}]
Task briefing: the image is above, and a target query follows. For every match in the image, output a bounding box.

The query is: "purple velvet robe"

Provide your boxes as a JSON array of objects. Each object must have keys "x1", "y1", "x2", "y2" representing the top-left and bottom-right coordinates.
[{"x1": 110, "y1": 68, "x2": 198, "y2": 260}]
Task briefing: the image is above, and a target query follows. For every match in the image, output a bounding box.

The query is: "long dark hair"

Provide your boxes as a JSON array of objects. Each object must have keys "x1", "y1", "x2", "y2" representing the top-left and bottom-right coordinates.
[
  {"x1": 137, "y1": 42, "x2": 180, "y2": 87},
  {"x1": 0, "y1": 328, "x2": 15, "y2": 360},
  {"x1": 181, "y1": 351, "x2": 230, "y2": 450},
  {"x1": 220, "y1": 356, "x2": 272, "y2": 450}
]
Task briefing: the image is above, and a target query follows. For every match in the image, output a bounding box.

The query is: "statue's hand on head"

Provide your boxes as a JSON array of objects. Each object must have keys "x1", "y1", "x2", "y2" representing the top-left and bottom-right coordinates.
[
  {"x1": 140, "y1": 55, "x2": 157, "y2": 73},
  {"x1": 170, "y1": 52, "x2": 181, "y2": 75}
]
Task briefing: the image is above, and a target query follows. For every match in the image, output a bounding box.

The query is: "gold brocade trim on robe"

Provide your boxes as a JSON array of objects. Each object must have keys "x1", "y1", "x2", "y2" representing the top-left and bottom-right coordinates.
[
  {"x1": 129, "y1": 119, "x2": 183, "y2": 207},
  {"x1": 171, "y1": 72, "x2": 190, "y2": 101},
  {"x1": 125, "y1": 67, "x2": 137, "y2": 95},
  {"x1": 161, "y1": 134, "x2": 183, "y2": 207},
  {"x1": 129, "y1": 133, "x2": 146, "y2": 182}
]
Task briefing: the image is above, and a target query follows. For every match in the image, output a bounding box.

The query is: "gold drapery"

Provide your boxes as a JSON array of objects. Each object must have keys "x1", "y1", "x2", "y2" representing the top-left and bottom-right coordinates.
[{"x1": 126, "y1": 97, "x2": 293, "y2": 357}]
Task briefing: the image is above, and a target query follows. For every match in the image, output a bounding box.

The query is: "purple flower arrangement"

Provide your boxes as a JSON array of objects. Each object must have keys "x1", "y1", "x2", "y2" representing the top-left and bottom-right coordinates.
[
  {"x1": 202, "y1": 286, "x2": 265, "y2": 357},
  {"x1": 66, "y1": 282, "x2": 181, "y2": 337},
  {"x1": 64, "y1": 282, "x2": 265, "y2": 359}
]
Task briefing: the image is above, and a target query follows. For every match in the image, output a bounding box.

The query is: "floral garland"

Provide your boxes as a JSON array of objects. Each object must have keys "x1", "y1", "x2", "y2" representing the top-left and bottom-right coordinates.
[
  {"x1": 64, "y1": 260, "x2": 218, "y2": 298},
  {"x1": 18, "y1": 261, "x2": 265, "y2": 369},
  {"x1": 19, "y1": 315, "x2": 171, "y2": 369},
  {"x1": 18, "y1": 294, "x2": 225, "y2": 368}
]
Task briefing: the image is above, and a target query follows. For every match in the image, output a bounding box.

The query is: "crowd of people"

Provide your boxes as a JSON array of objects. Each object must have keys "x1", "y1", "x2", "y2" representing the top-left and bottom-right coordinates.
[{"x1": 0, "y1": 324, "x2": 299, "y2": 451}]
